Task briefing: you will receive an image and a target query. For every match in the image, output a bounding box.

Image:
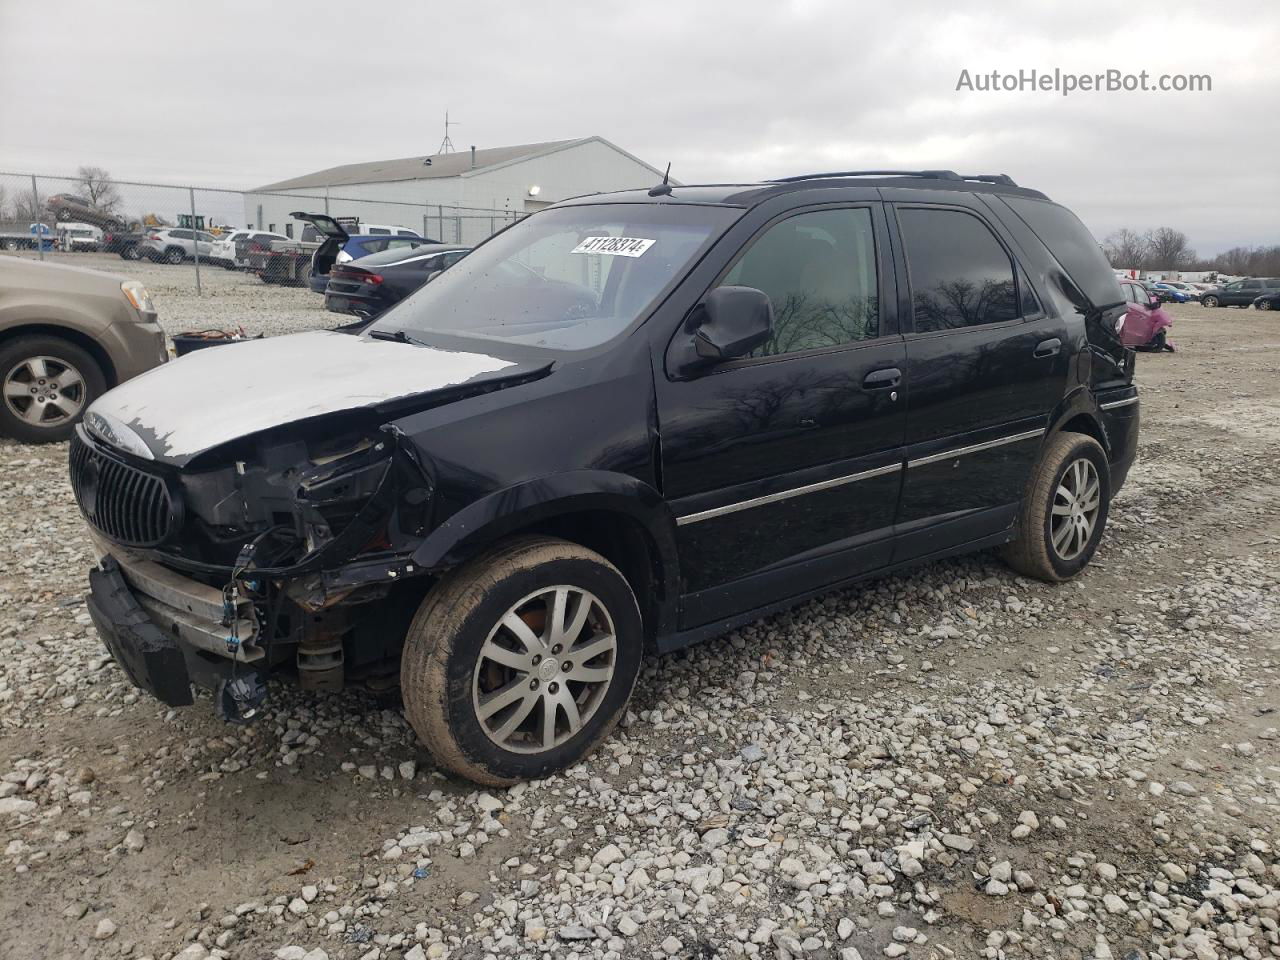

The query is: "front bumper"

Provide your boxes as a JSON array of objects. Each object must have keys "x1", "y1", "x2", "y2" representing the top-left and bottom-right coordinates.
[{"x1": 87, "y1": 547, "x2": 265, "y2": 708}]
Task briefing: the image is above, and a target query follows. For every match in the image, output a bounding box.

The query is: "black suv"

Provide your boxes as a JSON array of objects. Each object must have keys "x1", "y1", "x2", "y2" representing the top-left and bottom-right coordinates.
[
  {"x1": 71, "y1": 170, "x2": 1139, "y2": 785},
  {"x1": 1200, "y1": 277, "x2": 1280, "y2": 308}
]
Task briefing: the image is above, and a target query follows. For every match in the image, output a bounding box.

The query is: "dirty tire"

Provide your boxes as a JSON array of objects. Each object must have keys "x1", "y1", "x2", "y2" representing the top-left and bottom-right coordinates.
[
  {"x1": 401, "y1": 536, "x2": 642, "y2": 786},
  {"x1": 1001, "y1": 431, "x2": 1111, "y2": 583}
]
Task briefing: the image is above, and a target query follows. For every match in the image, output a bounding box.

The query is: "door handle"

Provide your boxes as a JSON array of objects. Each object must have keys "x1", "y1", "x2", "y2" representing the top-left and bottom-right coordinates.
[
  {"x1": 1034, "y1": 338, "x2": 1062, "y2": 358},
  {"x1": 862, "y1": 367, "x2": 902, "y2": 390}
]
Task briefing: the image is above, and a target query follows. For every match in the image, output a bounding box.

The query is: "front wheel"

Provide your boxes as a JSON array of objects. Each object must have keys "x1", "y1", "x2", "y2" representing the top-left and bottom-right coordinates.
[
  {"x1": 1257, "y1": 300, "x2": 1271, "y2": 311},
  {"x1": 1201, "y1": 295, "x2": 1219, "y2": 308},
  {"x1": 164, "y1": 247, "x2": 184, "y2": 265},
  {"x1": 0, "y1": 336, "x2": 106, "y2": 443},
  {"x1": 401, "y1": 536, "x2": 642, "y2": 785},
  {"x1": 1002, "y1": 432, "x2": 1111, "y2": 582}
]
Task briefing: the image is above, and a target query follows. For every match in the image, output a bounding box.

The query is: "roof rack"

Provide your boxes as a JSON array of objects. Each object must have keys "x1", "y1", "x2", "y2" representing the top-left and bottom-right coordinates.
[{"x1": 768, "y1": 170, "x2": 1019, "y2": 187}]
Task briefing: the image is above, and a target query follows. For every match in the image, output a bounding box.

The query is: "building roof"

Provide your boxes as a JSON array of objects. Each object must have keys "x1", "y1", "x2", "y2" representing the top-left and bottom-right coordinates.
[{"x1": 250, "y1": 137, "x2": 651, "y2": 193}]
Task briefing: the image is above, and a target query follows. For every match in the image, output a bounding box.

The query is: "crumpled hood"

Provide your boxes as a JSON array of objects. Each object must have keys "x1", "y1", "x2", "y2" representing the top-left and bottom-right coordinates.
[{"x1": 86, "y1": 330, "x2": 528, "y2": 465}]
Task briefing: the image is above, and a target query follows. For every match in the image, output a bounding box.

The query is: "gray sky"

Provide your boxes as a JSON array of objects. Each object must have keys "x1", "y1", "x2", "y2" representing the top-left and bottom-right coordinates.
[{"x1": 1, "y1": 0, "x2": 1276, "y2": 255}]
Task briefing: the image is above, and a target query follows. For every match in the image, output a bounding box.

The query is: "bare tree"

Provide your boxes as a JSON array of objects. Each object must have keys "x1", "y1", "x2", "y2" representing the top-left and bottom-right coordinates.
[
  {"x1": 1102, "y1": 228, "x2": 1149, "y2": 269},
  {"x1": 75, "y1": 165, "x2": 122, "y2": 214},
  {"x1": 10, "y1": 187, "x2": 44, "y2": 223},
  {"x1": 1143, "y1": 227, "x2": 1194, "y2": 270}
]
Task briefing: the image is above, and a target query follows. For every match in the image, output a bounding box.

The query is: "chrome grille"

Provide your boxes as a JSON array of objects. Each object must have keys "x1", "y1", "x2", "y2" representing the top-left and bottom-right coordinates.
[{"x1": 69, "y1": 432, "x2": 176, "y2": 547}]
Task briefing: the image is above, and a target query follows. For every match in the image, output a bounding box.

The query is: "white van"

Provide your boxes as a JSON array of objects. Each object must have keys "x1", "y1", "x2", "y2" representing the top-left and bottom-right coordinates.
[{"x1": 57, "y1": 222, "x2": 104, "y2": 252}]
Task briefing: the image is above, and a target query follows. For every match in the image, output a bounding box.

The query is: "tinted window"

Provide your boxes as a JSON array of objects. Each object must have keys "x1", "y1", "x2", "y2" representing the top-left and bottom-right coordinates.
[
  {"x1": 1001, "y1": 196, "x2": 1122, "y2": 307},
  {"x1": 285, "y1": 223, "x2": 294, "y2": 239},
  {"x1": 1241, "y1": 280, "x2": 1261, "y2": 290},
  {"x1": 368, "y1": 227, "x2": 390, "y2": 235},
  {"x1": 397, "y1": 230, "x2": 416, "y2": 237},
  {"x1": 721, "y1": 207, "x2": 879, "y2": 357},
  {"x1": 171, "y1": 229, "x2": 191, "y2": 240},
  {"x1": 898, "y1": 208, "x2": 1017, "y2": 332}
]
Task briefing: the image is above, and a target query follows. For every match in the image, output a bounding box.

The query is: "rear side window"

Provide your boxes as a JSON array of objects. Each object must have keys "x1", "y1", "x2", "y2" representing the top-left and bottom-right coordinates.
[
  {"x1": 721, "y1": 207, "x2": 880, "y2": 357},
  {"x1": 1001, "y1": 196, "x2": 1121, "y2": 308},
  {"x1": 897, "y1": 208, "x2": 1018, "y2": 332},
  {"x1": 368, "y1": 227, "x2": 390, "y2": 235}
]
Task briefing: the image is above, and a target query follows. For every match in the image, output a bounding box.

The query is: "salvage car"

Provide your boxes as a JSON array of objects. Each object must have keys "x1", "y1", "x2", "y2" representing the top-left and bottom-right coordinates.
[
  {"x1": 1200, "y1": 277, "x2": 1280, "y2": 308},
  {"x1": 1, "y1": 258, "x2": 166, "y2": 442},
  {"x1": 72, "y1": 170, "x2": 1139, "y2": 785},
  {"x1": 324, "y1": 244, "x2": 471, "y2": 318}
]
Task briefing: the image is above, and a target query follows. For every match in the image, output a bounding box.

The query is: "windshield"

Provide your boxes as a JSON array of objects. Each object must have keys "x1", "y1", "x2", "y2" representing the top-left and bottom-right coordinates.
[{"x1": 368, "y1": 203, "x2": 739, "y2": 352}]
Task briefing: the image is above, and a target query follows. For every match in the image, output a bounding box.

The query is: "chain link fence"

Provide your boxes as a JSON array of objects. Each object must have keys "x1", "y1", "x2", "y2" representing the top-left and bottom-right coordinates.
[{"x1": 0, "y1": 171, "x2": 526, "y2": 295}]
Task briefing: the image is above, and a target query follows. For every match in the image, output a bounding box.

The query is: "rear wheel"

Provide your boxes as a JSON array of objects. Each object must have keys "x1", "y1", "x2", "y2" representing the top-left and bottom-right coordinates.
[
  {"x1": 0, "y1": 336, "x2": 106, "y2": 443},
  {"x1": 401, "y1": 536, "x2": 643, "y2": 785},
  {"x1": 1002, "y1": 432, "x2": 1111, "y2": 582},
  {"x1": 1257, "y1": 300, "x2": 1272, "y2": 311},
  {"x1": 1201, "y1": 295, "x2": 1219, "y2": 308}
]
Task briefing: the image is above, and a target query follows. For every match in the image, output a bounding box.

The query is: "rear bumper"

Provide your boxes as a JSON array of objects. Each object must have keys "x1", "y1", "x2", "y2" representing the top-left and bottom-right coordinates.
[
  {"x1": 86, "y1": 549, "x2": 265, "y2": 708},
  {"x1": 324, "y1": 291, "x2": 382, "y2": 317},
  {"x1": 1099, "y1": 393, "x2": 1140, "y2": 493}
]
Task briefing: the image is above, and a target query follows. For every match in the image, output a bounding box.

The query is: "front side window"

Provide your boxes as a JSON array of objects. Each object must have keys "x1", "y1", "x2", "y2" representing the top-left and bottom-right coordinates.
[
  {"x1": 719, "y1": 207, "x2": 880, "y2": 357},
  {"x1": 1241, "y1": 280, "x2": 1261, "y2": 290},
  {"x1": 898, "y1": 208, "x2": 1018, "y2": 332},
  {"x1": 373, "y1": 204, "x2": 738, "y2": 352}
]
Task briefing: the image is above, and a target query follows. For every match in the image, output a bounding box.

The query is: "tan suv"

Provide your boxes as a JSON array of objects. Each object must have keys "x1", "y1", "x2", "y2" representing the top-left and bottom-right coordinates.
[{"x1": 0, "y1": 257, "x2": 167, "y2": 442}]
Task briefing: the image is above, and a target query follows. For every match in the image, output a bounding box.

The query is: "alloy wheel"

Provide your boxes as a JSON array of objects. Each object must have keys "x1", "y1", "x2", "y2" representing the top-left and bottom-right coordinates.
[
  {"x1": 471, "y1": 585, "x2": 617, "y2": 754},
  {"x1": 3, "y1": 355, "x2": 86, "y2": 428},
  {"x1": 1050, "y1": 457, "x2": 1101, "y2": 561}
]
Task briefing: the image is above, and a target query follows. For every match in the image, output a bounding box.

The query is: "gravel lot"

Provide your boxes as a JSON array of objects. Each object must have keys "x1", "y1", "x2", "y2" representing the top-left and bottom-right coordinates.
[{"x1": 1, "y1": 252, "x2": 1278, "y2": 960}]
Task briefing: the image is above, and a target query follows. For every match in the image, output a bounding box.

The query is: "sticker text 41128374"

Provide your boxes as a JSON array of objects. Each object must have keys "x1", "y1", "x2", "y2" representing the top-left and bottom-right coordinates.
[{"x1": 571, "y1": 236, "x2": 655, "y2": 258}]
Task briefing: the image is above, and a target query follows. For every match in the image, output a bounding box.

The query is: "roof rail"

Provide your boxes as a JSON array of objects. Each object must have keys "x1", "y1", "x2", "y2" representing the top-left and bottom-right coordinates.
[{"x1": 768, "y1": 170, "x2": 1019, "y2": 187}]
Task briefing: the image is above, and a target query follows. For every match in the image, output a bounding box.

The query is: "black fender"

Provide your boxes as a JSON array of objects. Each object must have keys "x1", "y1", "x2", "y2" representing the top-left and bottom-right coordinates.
[
  {"x1": 1045, "y1": 385, "x2": 1110, "y2": 453},
  {"x1": 412, "y1": 470, "x2": 681, "y2": 635}
]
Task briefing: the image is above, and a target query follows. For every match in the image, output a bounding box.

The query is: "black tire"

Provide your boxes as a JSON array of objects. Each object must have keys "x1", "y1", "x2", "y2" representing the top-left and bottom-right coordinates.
[
  {"x1": 164, "y1": 246, "x2": 184, "y2": 265},
  {"x1": 401, "y1": 536, "x2": 643, "y2": 785},
  {"x1": 1201, "y1": 295, "x2": 1219, "y2": 308},
  {"x1": 0, "y1": 336, "x2": 106, "y2": 443},
  {"x1": 1258, "y1": 300, "x2": 1272, "y2": 311},
  {"x1": 1002, "y1": 432, "x2": 1111, "y2": 582},
  {"x1": 120, "y1": 245, "x2": 139, "y2": 260}
]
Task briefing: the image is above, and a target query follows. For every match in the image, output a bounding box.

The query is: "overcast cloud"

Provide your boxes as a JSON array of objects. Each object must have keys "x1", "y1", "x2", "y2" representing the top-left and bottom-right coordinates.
[{"x1": 1, "y1": 0, "x2": 1276, "y2": 255}]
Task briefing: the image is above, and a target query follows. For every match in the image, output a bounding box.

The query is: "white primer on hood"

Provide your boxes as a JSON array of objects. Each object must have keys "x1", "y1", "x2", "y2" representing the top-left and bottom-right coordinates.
[{"x1": 88, "y1": 330, "x2": 515, "y2": 462}]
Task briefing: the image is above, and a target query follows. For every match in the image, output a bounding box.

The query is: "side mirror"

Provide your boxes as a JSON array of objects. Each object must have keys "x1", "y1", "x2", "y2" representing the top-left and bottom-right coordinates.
[
  {"x1": 1148, "y1": 297, "x2": 1161, "y2": 309},
  {"x1": 691, "y1": 286, "x2": 773, "y2": 362}
]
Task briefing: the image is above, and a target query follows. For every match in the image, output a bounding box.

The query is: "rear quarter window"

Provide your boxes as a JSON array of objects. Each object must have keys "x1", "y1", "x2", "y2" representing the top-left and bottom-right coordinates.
[{"x1": 1000, "y1": 196, "x2": 1122, "y2": 308}]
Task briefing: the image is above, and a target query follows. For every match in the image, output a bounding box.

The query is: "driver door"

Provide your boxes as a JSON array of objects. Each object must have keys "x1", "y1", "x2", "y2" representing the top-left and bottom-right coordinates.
[{"x1": 656, "y1": 204, "x2": 907, "y2": 629}]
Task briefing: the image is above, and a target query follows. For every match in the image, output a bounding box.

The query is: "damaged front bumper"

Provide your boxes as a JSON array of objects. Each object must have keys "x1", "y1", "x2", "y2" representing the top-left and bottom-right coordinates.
[{"x1": 87, "y1": 549, "x2": 269, "y2": 720}]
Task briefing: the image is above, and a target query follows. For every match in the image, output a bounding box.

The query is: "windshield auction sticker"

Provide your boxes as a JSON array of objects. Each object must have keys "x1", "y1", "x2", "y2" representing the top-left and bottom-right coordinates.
[{"x1": 571, "y1": 236, "x2": 655, "y2": 257}]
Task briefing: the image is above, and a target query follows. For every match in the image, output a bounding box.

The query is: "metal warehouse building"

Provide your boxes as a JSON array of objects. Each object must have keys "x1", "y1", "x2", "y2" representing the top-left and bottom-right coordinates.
[{"x1": 243, "y1": 136, "x2": 667, "y2": 245}]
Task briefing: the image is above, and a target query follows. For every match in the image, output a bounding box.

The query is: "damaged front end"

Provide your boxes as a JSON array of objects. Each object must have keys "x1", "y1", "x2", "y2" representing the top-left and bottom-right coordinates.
[{"x1": 72, "y1": 416, "x2": 438, "y2": 719}]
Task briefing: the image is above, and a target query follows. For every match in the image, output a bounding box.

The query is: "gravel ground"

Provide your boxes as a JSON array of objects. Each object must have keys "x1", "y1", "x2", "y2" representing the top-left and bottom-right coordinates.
[{"x1": 1, "y1": 253, "x2": 1279, "y2": 960}]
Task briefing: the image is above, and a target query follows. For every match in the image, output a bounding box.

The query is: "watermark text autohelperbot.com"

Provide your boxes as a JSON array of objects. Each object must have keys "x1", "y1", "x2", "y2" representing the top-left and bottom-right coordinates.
[{"x1": 956, "y1": 68, "x2": 1211, "y2": 96}]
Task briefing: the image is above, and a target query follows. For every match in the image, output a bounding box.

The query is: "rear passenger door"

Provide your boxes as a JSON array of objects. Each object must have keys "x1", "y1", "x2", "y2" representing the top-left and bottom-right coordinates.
[
  {"x1": 888, "y1": 202, "x2": 1068, "y2": 560},
  {"x1": 657, "y1": 203, "x2": 907, "y2": 628}
]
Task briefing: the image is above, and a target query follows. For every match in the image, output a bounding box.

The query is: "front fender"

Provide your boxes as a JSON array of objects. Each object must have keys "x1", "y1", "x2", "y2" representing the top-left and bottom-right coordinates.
[{"x1": 413, "y1": 468, "x2": 680, "y2": 584}]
